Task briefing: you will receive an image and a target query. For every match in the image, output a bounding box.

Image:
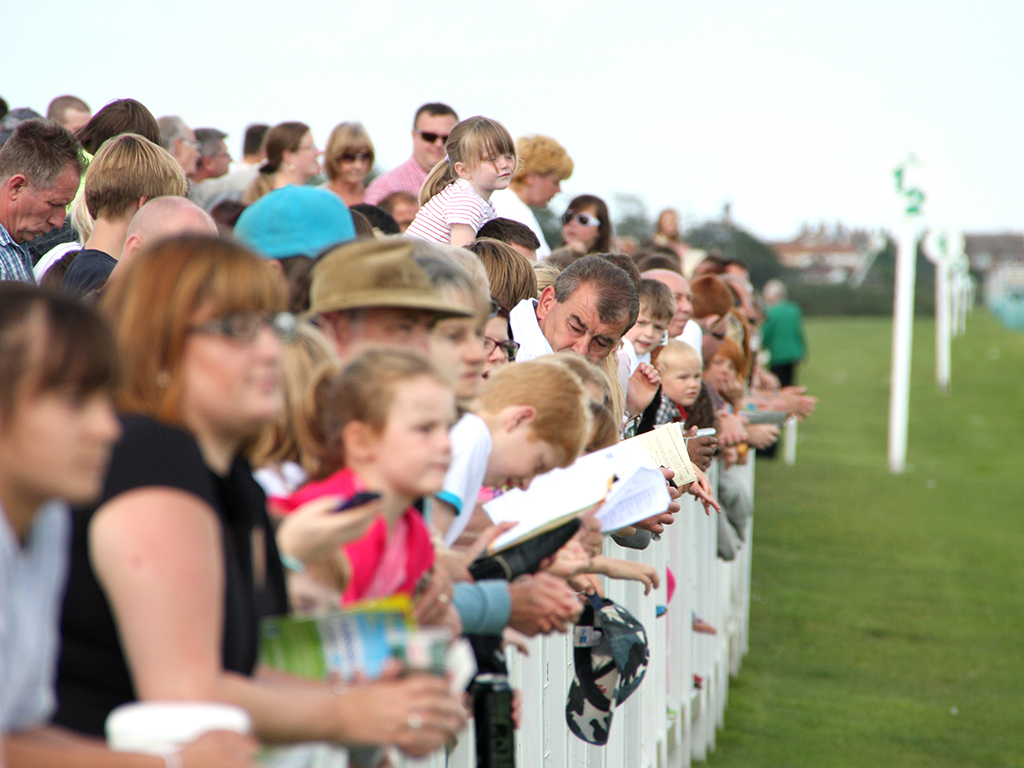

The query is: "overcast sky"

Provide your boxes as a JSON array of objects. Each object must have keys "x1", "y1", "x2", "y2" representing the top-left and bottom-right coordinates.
[{"x1": 6, "y1": 0, "x2": 1022, "y2": 240}]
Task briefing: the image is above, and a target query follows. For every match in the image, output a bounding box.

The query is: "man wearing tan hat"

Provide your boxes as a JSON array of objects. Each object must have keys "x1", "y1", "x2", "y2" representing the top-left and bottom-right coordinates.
[
  {"x1": 308, "y1": 235, "x2": 582, "y2": 640},
  {"x1": 309, "y1": 235, "x2": 473, "y2": 359}
]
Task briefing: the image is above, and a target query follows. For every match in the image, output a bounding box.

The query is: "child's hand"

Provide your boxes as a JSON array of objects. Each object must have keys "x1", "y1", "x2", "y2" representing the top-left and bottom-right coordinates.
[
  {"x1": 688, "y1": 467, "x2": 721, "y2": 516},
  {"x1": 716, "y1": 411, "x2": 748, "y2": 447},
  {"x1": 277, "y1": 495, "x2": 381, "y2": 564},
  {"x1": 545, "y1": 539, "x2": 593, "y2": 579},
  {"x1": 626, "y1": 362, "x2": 661, "y2": 416},
  {"x1": 745, "y1": 423, "x2": 780, "y2": 450},
  {"x1": 591, "y1": 556, "x2": 660, "y2": 595}
]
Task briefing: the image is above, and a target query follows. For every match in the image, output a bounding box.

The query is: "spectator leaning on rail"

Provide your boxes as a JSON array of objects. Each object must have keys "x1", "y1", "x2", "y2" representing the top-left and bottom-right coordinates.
[
  {"x1": 0, "y1": 118, "x2": 85, "y2": 282},
  {"x1": 509, "y1": 254, "x2": 638, "y2": 364}
]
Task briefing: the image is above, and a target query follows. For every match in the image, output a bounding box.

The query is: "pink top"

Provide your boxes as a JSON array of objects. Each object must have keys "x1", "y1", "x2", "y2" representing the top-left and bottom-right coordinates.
[
  {"x1": 281, "y1": 468, "x2": 435, "y2": 604},
  {"x1": 364, "y1": 156, "x2": 429, "y2": 206},
  {"x1": 405, "y1": 179, "x2": 496, "y2": 245}
]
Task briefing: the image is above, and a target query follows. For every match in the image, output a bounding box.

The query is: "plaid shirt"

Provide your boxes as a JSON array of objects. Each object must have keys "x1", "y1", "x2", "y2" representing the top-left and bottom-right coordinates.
[
  {"x1": 364, "y1": 156, "x2": 429, "y2": 205},
  {"x1": 0, "y1": 220, "x2": 35, "y2": 283}
]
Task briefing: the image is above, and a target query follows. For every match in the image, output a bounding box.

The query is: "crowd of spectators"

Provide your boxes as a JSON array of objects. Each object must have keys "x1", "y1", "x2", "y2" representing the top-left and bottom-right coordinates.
[{"x1": 0, "y1": 92, "x2": 816, "y2": 768}]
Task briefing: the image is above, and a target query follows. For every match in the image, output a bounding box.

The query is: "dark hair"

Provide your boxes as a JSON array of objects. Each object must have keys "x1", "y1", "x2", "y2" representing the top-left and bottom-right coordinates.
[
  {"x1": 243, "y1": 123, "x2": 269, "y2": 157},
  {"x1": 413, "y1": 102, "x2": 458, "y2": 126},
  {"x1": 209, "y1": 200, "x2": 246, "y2": 232},
  {"x1": 634, "y1": 251, "x2": 682, "y2": 274},
  {"x1": 0, "y1": 119, "x2": 86, "y2": 187},
  {"x1": 476, "y1": 217, "x2": 541, "y2": 251},
  {"x1": 0, "y1": 282, "x2": 119, "y2": 418},
  {"x1": 262, "y1": 121, "x2": 310, "y2": 175},
  {"x1": 598, "y1": 253, "x2": 640, "y2": 292},
  {"x1": 349, "y1": 210, "x2": 374, "y2": 238},
  {"x1": 562, "y1": 194, "x2": 612, "y2": 253},
  {"x1": 350, "y1": 204, "x2": 400, "y2": 235},
  {"x1": 76, "y1": 99, "x2": 161, "y2": 155},
  {"x1": 553, "y1": 255, "x2": 638, "y2": 329}
]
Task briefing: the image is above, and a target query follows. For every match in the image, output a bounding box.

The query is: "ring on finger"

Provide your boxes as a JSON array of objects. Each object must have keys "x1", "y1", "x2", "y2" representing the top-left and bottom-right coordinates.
[
  {"x1": 408, "y1": 712, "x2": 423, "y2": 730},
  {"x1": 438, "y1": 593, "x2": 449, "y2": 605}
]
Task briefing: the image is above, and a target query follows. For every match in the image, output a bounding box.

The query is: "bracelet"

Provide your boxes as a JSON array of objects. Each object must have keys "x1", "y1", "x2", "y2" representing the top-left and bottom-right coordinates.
[
  {"x1": 163, "y1": 751, "x2": 184, "y2": 768},
  {"x1": 280, "y1": 552, "x2": 305, "y2": 573}
]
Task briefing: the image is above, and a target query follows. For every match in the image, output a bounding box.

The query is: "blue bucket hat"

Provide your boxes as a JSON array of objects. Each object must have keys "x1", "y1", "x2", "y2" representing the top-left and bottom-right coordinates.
[{"x1": 235, "y1": 185, "x2": 355, "y2": 259}]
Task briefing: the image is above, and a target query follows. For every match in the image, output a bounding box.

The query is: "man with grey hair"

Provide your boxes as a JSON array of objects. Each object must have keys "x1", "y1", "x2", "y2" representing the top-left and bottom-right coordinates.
[
  {"x1": 509, "y1": 255, "x2": 639, "y2": 363},
  {"x1": 192, "y1": 128, "x2": 232, "y2": 184},
  {"x1": 0, "y1": 119, "x2": 85, "y2": 282},
  {"x1": 156, "y1": 115, "x2": 199, "y2": 178}
]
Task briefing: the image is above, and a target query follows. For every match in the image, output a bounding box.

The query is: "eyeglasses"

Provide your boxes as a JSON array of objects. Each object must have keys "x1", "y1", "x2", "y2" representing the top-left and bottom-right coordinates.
[
  {"x1": 416, "y1": 130, "x2": 449, "y2": 145},
  {"x1": 340, "y1": 151, "x2": 373, "y2": 163},
  {"x1": 484, "y1": 337, "x2": 520, "y2": 361},
  {"x1": 561, "y1": 212, "x2": 601, "y2": 227},
  {"x1": 190, "y1": 312, "x2": 297, "y2": 344}
]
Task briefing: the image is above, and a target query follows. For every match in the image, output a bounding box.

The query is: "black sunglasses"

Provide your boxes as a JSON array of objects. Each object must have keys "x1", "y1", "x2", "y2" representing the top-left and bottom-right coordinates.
[{"x1": 416, "y1": 130, "x2": 449, "y2": 144}]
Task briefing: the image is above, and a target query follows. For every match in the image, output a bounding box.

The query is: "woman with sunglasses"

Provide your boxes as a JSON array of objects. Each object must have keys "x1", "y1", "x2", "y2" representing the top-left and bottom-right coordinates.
[
  {"x1": 322, "y1": 122, "x2": 375, "y2": 207},
  {"x1": 53, "y1": 235, "x2": 466, "y2": 758},
  {"x1": 559, "y1": 194, "x2": 612, "y2": 255}
]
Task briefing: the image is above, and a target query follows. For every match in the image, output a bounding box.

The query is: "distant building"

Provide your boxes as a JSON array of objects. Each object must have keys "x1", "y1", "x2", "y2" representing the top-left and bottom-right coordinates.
[
  {"x1": 964, "y1": 232, "x2": 1024, "y2": 301},
  {"x1": 771, "y1": 223, "x2": 882, "y2": 284}
]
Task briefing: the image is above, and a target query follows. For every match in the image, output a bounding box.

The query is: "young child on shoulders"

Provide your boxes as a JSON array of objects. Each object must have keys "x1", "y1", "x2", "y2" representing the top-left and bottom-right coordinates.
[
  {"x1": 406, "y1": 116, "x2": 517, "y2": 248},
  {"x1": 280, "y1": 349, "x2": 457, "y2": 607},
  {"x1": 623, "y1": 278, "x2": 674, "y2": 366}
]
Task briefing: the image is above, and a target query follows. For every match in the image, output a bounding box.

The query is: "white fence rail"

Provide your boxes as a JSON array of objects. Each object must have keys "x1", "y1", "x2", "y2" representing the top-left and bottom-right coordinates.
[{"x1": 401, "y1": 456, "x2": 756, "y2": 768}]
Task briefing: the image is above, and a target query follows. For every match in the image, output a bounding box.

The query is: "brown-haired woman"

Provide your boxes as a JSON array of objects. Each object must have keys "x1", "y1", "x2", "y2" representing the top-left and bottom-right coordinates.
[
  {"x1": 244, "y1": 121, "x2": 321, "y2": 205},
  {"x1": 53, "y1": 235, "x2": 466, "y2": 757}
]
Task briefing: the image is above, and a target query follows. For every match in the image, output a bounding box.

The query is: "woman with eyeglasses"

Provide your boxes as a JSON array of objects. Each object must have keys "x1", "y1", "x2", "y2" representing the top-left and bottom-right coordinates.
[
  {"x1": 243, "y1": 121, "x2": 321, "y2": 205},
  {"x1": 53, "y1": 235, "x2": 467, "y2": 758},
  {"x1": 559, "y1": 194, "x2": 612, "y2": 255},
  {"x1": 322, "y1": 122, "x2": 375, "y2": 207}
]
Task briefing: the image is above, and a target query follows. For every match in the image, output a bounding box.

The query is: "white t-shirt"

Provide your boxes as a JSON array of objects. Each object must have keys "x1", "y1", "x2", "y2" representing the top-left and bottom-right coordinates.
[
  {"x1": 679, "y1": 319, "x2": 704, "y2": 363},
  {"x1": 1, "y1": 500, "x2": 70, "y2": 733},
  {"x1": 509, "y1": 298, "x2": 553, "y2": 362},
  {"x1": 406, "y1": 179, "x2": 496, "y2": 245},
  {"x1": 490, "y1": 189, "x2": 551, "y2": 257},
  {"x1": 437, "y1": 413, "x2": 493, "y2": 546}
]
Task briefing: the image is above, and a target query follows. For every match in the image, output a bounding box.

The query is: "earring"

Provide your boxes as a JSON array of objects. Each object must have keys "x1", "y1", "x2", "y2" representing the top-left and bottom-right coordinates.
[{"x1": 156, "y1": 370, "x2": 171, "y2": 389}]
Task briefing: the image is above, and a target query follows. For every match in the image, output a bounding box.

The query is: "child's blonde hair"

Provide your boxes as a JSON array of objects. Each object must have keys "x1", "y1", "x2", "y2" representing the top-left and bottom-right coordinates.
[
  {"x1": 653, "y1": 339, "x2": 701, "y2": 374},
  {"x1": 318, "y1": 349, "x2": 450, "y2": 477},
  {"x1": 473, "y1": 359, "x2": 591, "y2": 467},
  {"x1": 419, "y1": 116, "x2": 517, "y2": 205},
  {"x1": 247, "y1": 322, "x2": 338, "y2": 478}
]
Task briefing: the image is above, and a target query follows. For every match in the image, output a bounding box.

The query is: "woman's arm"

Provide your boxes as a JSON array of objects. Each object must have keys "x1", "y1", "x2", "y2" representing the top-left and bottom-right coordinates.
[{"x1": 88, "y1": 487, "x2": 465, "y2": 753}]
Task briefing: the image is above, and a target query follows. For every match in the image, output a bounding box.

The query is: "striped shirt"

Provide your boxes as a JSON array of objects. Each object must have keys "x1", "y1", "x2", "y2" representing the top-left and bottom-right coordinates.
[
  {"x1": 0, "y1": 221, "x2": 35, "y2": 283},
  {"x1": 364, "y1": 156, "x2": 429, "y2": 205},
  {"x1": 405, "y1": 179, "x2": 496, "y2": 245}
]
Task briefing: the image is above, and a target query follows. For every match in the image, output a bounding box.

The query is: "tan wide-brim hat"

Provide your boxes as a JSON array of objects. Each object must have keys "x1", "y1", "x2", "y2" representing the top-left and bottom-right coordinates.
[{"x1": 309, "y1": 236, "x2": 474, "y2": 318}]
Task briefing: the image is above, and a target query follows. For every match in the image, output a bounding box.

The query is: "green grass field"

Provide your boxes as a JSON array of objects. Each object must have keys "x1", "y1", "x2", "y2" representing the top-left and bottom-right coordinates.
[{"x1": 707, "y1": 310, "x2": 1024, "y2": 768}]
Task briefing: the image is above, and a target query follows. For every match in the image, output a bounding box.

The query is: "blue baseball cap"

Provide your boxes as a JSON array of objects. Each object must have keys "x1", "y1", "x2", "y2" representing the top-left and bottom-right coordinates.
[{"x1": 235, "y1": 185, "x2": 355, "y2": 259}]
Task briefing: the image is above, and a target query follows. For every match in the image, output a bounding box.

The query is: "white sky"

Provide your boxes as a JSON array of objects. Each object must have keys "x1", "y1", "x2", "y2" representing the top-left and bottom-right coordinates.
[{"x1": 6, "y1": 0, "x2": 1022, "y2": 240}]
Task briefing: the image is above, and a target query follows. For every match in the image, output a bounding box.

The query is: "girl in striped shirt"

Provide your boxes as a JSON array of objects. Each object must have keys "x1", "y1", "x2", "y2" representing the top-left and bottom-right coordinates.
[{"x1": 406, "y1": 116, "x2": 517, "y2": 247}]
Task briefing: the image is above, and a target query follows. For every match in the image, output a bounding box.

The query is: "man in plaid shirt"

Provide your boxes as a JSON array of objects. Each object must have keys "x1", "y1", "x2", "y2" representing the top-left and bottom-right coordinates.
[{"x1": 0, "y1": 119, "x2": 84, "y2": 283}]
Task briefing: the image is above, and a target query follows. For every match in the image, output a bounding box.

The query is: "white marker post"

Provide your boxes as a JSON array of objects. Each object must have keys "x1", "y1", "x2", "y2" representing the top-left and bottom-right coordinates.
[
  {"x1": 923, "y1": 230, "x2": 953, "y2": 394},
  {"x1": 887, "y1": 157, "x2": 926, "y2": 474}
]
